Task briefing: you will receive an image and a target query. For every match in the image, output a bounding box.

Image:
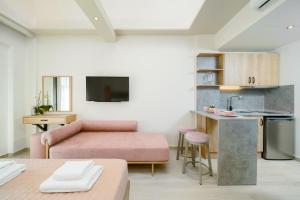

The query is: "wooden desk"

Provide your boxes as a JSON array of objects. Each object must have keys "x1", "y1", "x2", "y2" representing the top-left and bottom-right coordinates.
[{"x1": 23, "y1": 114, "x2": 76, "y2": 131}]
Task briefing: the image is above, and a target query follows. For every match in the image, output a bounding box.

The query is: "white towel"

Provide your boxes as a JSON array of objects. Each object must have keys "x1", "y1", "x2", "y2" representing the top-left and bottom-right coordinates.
[
  {"x1": 0, "y1": 160, "x2": 16, "y2": 169},
  {"x1": 53, "y1": 160, "x2": 95, "y2": 181},
  {"x1": 0, "y1": 164, "x2": 26, "y2": 186},
  {"x1": 40, "y1": 165, "x2": 103, "y2": 193}
]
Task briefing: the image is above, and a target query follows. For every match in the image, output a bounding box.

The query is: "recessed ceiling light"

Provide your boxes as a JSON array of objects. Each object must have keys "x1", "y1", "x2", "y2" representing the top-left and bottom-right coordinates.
[
  {"x1": 94, "y1": 17, "x2": 99, "y2": 21},
  {"x1": 286, "y1": 25, "x2": 295, "y2": 30}
]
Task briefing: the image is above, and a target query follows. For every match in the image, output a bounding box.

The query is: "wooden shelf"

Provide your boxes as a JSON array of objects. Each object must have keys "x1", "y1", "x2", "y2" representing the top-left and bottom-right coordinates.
[
  {"x1": 196, "y1": 53, "x2": 224, "y2": 87},
  {"x1": 197, "y1": 53, "x2": 224, "y2": 57},
  {"x1": 196, "y1": 68, "x2": 224, "y2": 72},
  {"x1": 197, "y1": 84, "x2": 221, "y2": 88}
]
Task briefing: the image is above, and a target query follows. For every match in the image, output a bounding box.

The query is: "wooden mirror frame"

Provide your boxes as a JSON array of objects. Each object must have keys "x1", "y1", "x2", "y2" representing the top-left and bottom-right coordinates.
[{"x1": 42, "y1": 76, "x2": 73, "y2": 112}]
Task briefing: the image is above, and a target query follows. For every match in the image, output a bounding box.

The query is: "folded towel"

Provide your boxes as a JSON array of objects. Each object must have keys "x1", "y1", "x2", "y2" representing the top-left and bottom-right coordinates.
[
  {"x1": 0, "y1": 160, "x2": 16, "y2": 169},
  {"x1": 0, "y1": 164, "x2": 26, "y2": 186},
  {"x1": 53, "y1": 160, "x2": 95, "y2": 181},
  {"x1": 40, "y1": 165, "x2": 103, "y2": 193}
]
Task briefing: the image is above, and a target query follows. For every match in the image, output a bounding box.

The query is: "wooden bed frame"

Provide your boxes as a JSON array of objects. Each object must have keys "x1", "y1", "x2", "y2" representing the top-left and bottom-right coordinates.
[
  {"x1": 127, "y1": 161, "x2": 168, "y2": 176},
  {"x1": 45, "y1": 142, "x2": 168, "y2": 176}
]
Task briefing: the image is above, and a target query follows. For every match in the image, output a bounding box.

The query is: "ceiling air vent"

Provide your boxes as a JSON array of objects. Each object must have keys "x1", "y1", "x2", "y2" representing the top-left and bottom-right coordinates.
[{"x1": 250, "y1": 0, "x2": 272, "y2": 9}]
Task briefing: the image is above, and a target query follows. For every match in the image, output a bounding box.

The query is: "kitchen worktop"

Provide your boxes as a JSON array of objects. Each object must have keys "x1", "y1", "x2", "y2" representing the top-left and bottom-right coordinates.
[
  {"x1": 193, "y1": 109, "x2": 293, "y2": 121},
  {"x1": 193, "y1": 110, "x2": 256, "y2": 120},
  {"x1": 233, "y1": 109, "x2": 294, "y2": 117}
]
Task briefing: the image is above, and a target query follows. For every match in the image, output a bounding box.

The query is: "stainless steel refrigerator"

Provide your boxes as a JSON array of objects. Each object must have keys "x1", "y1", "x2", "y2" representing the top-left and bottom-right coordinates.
[{"x1": 263, "y1": 117, "x2": 295, "y2": 160}]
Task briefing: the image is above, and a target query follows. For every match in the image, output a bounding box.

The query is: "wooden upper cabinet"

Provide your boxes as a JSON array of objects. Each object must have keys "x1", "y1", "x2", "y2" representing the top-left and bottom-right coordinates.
[
  {"x1": 223, "y1": 52, "x2": 279, "y2": 87},
  {"x1": 223, "y1": 53, "x2": 252, "y2": 86},
  {"x1": 253, "y1": 53, "x2": 279, "y2": 86}
]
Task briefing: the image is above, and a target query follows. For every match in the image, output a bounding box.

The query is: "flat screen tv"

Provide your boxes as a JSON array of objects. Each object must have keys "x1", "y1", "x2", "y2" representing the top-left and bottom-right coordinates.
[{"x1": 86, "y1": 76, "x2": 129, "y2": 102}]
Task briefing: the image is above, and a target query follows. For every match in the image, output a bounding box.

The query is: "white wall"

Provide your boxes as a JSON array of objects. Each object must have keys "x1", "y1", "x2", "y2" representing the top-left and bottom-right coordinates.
[
  {"x1": 0, "y1": 44, "x2": 9, "y2": 156},
  {"x1": 35, "y1": 35, "x2": 214, "y2": 145},
  {"x1": 277, "y1": 40, "x2": 300, "y2": 158},
  {"x1": 0, "y1": 23, "x2": 32, "y2": 153}
]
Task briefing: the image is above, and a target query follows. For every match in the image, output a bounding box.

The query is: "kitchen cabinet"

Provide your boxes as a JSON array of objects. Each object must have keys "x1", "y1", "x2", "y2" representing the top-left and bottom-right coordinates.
[
  {"x1": 197, "y1": 113, "x2": 263, "y2": 158},
  {"x1": 223, "y1": 52, "x2": 279, "y2": 87},
  {"x1": 199, "y1": 113, "x2": 293, "y2": 156},
  {"x1": 254, "y1": 53, "x2": 279, "y2": 86},
  {"x1": 257, "y1": 117, "x2": 264, "y2": 153}
]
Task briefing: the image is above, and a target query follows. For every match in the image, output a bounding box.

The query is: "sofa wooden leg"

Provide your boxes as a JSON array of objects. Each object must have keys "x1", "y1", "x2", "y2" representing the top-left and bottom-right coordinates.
[{"x1": 151, "y1": 164, "x2": 154, "y2": 176}]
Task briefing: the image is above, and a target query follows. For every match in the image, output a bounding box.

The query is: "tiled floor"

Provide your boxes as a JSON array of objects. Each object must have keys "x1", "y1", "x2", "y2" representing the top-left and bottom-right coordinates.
[{"x1": 7, "y1": 149, "x2": 300, "y2": 200}]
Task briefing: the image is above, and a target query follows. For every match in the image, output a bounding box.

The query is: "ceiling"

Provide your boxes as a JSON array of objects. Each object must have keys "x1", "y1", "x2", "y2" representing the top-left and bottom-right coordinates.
[
  {"x1": 189, "y1": 0, "x2": 249, "y2": 34},
  {"x1": 0, "y1": 0, "x2": 299, "y2": 51},
  {"x1": 101, "y1": 0, "x2": 205, "y2": 30},
  {"x1": 0, "y1": 0, "x2": 94, "y2": 30},
  {"x1": 0, "y1": 0, "x2": 247, "y2": 34},
  {"x1": 220, "y1": 0, "x2": 300, "y2": 51}
]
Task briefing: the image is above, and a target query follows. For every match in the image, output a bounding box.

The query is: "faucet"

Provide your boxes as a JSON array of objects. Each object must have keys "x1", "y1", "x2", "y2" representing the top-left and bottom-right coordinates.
[{"x1": 227, "y1": 96, "x2": 242, "y2": 111}]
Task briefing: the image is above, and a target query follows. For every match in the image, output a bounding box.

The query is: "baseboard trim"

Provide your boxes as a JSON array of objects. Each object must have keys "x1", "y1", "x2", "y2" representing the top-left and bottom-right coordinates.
[
  {"x1": 294, "y1": 157, "x2": 300, "y2": 162},
  {"x1": 0, "y1": 154, "x2": 8, "y2": 158},
  {"x1": 0, "y1": 148, "x2": 29, "y2": 158},
  {"x1": 169, "y1": 145, "x2": 177, "y2": 150}
]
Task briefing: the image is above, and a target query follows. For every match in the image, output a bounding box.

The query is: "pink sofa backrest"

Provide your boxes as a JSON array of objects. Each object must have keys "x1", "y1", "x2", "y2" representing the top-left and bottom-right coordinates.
[
  {"x1": 41, "y1": 120, "x2": 138, "y2": 146},
  {"x1": 81, "y1": 120, "x2": 138, "y2": 132}
]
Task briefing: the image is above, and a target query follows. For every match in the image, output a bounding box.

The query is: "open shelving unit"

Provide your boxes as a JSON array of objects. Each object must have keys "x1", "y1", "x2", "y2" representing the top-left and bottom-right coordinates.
[
  {"x1": 196, "y1": 84, "x2": 221, "y2": 88},
  {"x1": 196, "y1": 68, "x2": 224, "y2": 72},
  {"x1": 196, "y1": 53, "x2": 224, "y2": 87},
  {"x1": 196, "y1": 53, "x2": 225, "y2": 158}
]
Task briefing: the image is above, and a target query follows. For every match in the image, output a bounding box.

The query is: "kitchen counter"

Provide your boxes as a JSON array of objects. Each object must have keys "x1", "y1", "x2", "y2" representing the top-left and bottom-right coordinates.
[
  {"x1": 193, "y1": 110, "x2": 258, "y2": 186},
  {"x1": 235, "y1": 110, "x2": 294, "y2": 117},
  {"x1": 194, "y1": 110, "x2": 293, "y2": 120},
  {"x1": 194, "y1": 110, "x2": 257, "y2": 120}
]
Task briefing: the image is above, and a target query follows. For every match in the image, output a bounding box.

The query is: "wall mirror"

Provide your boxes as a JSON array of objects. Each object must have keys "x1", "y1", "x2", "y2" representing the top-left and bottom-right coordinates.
[{"x1": 42, "y1": 76, "x2": 72, "y2": 112}]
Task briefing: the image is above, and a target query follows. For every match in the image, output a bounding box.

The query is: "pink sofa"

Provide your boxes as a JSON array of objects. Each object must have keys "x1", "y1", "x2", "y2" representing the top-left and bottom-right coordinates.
[
  {"x1": 30, "y1": 133, "x2": 46, "y2": 159},
  {"x1": 39, "y1": 120, "x2": 169, "y2": 174}
]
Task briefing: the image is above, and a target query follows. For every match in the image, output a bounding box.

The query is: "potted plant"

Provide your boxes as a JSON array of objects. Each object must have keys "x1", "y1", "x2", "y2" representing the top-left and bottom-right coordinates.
[{"x1": 32, "y1": 91, "x2": 53, "y2": 115}]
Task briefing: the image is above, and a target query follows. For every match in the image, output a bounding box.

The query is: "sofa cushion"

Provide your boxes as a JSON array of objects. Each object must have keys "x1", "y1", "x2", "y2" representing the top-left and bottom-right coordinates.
[
  {"x1": 50, "y1": 132, "x2": 169, "y2": 162},
  {"x1": 81, "y1": 120, "x2": 137, "y2": 132}
]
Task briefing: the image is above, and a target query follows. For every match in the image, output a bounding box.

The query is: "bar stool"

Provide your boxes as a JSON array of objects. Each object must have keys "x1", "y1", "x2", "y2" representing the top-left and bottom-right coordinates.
[
  {"x1": 176, "y1": 127, "x2": 196, "y2": 160},
  {"x1": 182, "y1": 131, "x2": 213, "y2": 185}
]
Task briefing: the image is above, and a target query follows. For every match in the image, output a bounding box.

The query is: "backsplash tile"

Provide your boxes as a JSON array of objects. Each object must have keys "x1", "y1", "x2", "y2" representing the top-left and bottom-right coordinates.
[
  {"x1": 196, "y1": 85, "x2": 294, "y2": 113},
  {"x1": 264, "y1": 85, "x2": 294, "y2": 113},
  {"x1": 196, "y1": 88, "x2": 220, "y2": 110},
  {"x1": 219, "y1": 89, "x2": 265, "y2": 110}
]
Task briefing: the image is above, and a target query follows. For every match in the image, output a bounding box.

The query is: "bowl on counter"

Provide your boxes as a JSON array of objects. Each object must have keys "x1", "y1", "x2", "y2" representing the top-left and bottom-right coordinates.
[{"x1": 203, "y1": 107, "x2": 216, "y2": 113}]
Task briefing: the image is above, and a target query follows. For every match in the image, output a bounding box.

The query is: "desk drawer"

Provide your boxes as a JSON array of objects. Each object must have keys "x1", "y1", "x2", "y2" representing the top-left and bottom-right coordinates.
[{"x1": 23, "y1": 117, "x2": 66, "y2": 125}]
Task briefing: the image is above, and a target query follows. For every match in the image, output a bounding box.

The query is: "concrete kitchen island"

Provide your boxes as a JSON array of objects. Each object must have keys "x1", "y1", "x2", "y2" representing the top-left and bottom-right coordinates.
[{"x1": 194, "y1": 111, "x2": 258, "y2": 186}]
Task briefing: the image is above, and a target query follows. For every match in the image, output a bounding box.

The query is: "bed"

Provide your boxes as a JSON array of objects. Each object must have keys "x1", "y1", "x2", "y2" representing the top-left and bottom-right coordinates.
[{"x1": 0, "y1": 159, "x2": 129, "y2": 200}]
